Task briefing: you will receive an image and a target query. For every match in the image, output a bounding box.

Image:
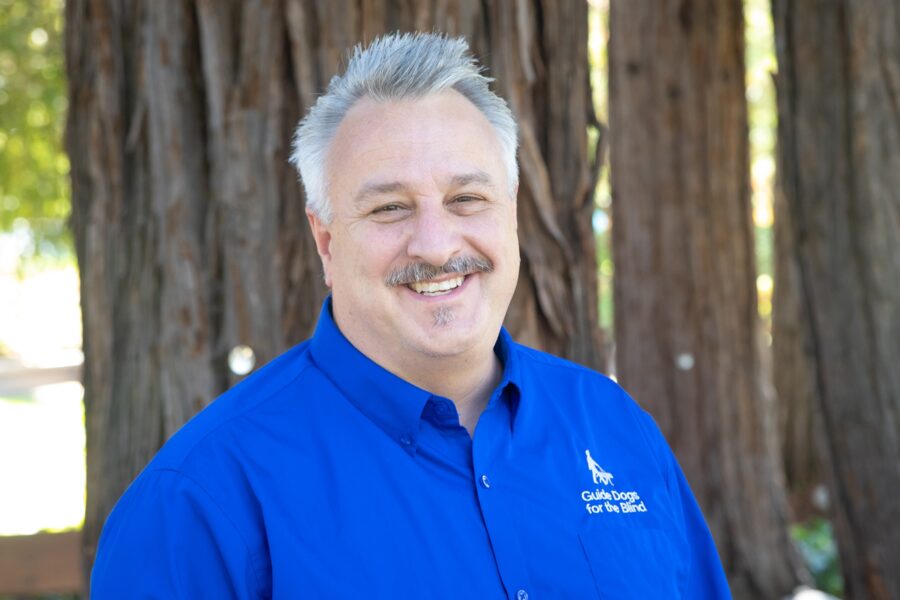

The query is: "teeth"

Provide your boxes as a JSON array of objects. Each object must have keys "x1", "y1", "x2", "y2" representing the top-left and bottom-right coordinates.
[{"x1": 409, "y1": 276, "x2": 465, "y2": 295}]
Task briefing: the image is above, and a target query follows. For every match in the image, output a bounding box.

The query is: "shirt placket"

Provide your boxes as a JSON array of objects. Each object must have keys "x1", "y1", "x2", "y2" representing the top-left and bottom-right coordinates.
[{"x1": 472, "y1": 390, "x2": 534, "y2": 600}]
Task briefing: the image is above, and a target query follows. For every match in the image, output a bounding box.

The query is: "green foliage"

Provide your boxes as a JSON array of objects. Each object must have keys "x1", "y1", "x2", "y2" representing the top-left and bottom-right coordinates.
[
  {"x1": 791, "y1": 518, "x2": 844, "y2": 597},
  {"x1": 0, "y1": 0, "x2": 71, "y2": 260}
]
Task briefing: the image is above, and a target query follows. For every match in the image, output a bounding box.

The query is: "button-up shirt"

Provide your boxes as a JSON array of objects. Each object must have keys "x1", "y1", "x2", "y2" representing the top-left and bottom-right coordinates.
[{"x1": 91, "y1": 299, "x2": 731, "y2": 599}]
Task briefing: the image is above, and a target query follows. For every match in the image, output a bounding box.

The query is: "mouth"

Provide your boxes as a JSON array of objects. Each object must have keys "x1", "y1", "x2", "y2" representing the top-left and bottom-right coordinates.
[{"x1": 406, "y1": 275, "x2": 467, "y2": 296}]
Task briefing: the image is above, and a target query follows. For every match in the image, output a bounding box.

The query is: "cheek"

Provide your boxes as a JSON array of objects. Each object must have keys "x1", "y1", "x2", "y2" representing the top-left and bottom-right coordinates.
[
  {"x1": 471, "y1": 213, "x2": 518, "y2": 257},
  {"x1": 338, "y1": 228, "x2": 406, "y2": 277}
]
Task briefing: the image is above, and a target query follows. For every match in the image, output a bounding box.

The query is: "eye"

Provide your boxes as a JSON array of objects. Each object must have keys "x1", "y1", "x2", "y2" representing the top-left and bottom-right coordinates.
[
  {"x1": 449, "y1": 194, "x2": 488, "y2": 214},
  {"x1": 372, "y1": 203, "x2": 405, "y2": 214},
  {"x1": 369, "y1": 202, "x2": 411, "y2": 223}
]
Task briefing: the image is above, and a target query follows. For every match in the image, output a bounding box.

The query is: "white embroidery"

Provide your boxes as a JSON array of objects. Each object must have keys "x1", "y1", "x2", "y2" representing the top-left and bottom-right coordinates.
[
  {"x1": 585, "y1": 449, "x2": 614, "y2": 486},
  {"x1": 580, "y1": 449, "x2": 648, "y2": 516}
]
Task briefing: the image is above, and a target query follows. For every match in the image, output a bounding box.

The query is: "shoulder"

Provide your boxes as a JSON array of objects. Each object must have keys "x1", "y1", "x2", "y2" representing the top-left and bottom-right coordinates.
[
  {"x1": 139, "y1": 342, "x2": 316, "y2": 479},
  {"x1": 508, "y1": 340, "x2": 664, "y2": 449},
  {"x1": 98, "y1": 341, "x2": 322, "y2": 578},
  {"x1": 92, "y1": 466, "x2": 271, "y2": 599},
  {"x1": 510, "y1": 340, "x2": 633, "y2": 406}
]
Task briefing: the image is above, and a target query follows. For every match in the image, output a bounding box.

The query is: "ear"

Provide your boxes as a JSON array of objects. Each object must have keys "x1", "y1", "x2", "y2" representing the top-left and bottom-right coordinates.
[
  {"x1": 306, "y1": 209, "x2": 334, "y2": 288},
  {"x1": 511, "y1": 183, "x2": 519, "y2": 228}
]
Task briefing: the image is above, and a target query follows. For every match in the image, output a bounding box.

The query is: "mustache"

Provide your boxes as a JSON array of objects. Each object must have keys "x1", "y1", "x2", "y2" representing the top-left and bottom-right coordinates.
[{"x1": 385, "y1": 255, "x2": 494, "y2": 287}]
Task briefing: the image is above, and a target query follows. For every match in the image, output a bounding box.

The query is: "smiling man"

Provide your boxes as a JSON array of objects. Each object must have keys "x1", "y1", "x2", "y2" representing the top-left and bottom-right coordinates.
[
  {"x1": 90, "y1": 33, "x2": 730, "y2": 599},
  {"x1": 305, "y1": 88, "x2": 520, "y2": 435}
]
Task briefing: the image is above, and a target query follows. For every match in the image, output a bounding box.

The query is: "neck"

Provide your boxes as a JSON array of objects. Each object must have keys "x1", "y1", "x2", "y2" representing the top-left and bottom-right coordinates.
[
  {"x1": 358, "y1": 339, "x2": 502, "y2": 437},
  {"x1": 331, "y1": 304, "x2": 504, "y2": 436},
  {"x1": 401, "y1": 351, "x2": 503, "y2": 437}
]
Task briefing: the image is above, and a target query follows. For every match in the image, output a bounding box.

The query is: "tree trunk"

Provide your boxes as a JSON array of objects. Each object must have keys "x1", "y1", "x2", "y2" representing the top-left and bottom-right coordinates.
[
  {"x1": 772, "y1": 150, "x2": 823, "y2": 520},
  {"x1": 773, "y1": 1, "x2": 900, "y2": 598},
  {"x1": 65, "y1": 0, "x2": 602, "y2": 588},
  {"x1": 608, "y1": 2, "x2": 805, "y2": 597}
]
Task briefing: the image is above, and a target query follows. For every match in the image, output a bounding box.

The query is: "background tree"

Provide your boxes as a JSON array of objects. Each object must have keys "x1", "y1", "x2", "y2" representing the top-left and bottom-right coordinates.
[
  {"x1": 608, "y1": 1, "x2": 805, "y2": 597},
  {"x1": 64, "y1": 0, "x2": 603, "y2": 586},
  {"x1": 772, "y1": 161, "x2": 823, "y2": 519},
  {"x1": 0, "y1": 0, "x2": 69, "y2": 259},
  {"x1": 773, "y1": 1, "x2": 900, "y2": 598}
]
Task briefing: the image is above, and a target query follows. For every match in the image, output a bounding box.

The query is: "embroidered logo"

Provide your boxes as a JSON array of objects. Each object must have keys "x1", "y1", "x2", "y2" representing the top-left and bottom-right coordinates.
[
  {"x1": 585, "y1": 449, "x2": 614, "y2": 485},
  {"x1": 580, "y1": 448, "x2": 648, "y2": 516}
]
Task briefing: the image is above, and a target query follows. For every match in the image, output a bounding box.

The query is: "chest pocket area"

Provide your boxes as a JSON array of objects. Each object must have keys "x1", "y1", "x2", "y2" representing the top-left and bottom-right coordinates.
[{"x1": 578, "y1": 518, "x2": 687, "y2": 600}]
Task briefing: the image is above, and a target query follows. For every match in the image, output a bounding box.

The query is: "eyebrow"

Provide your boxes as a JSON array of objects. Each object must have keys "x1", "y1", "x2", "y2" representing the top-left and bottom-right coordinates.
[
  {"x1": 353, "y1": 181, "x2": 410, "y2": 205},
  {"x1": 353, "y1": 171, "x2": 496, "y2": 205},
  {"x1": 449, "y1": 170, "x2": 494, "y2": 188}
]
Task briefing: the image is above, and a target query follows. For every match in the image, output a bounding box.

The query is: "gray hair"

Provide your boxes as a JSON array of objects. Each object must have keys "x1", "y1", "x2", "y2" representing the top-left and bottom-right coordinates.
[{"x1": 289, "y1": 32, "x2": 519, "y2": 222}]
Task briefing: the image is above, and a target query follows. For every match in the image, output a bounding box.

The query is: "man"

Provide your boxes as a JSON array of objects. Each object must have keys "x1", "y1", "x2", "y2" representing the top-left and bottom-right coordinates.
[{"x1": 91, "y1": 33, "x2": 731, "y2": 599}]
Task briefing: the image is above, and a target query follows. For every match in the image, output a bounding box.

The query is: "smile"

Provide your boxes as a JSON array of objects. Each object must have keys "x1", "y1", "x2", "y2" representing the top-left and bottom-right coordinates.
[{"x1": 407, "y1": 275, "x2": 465, "y2": 296}]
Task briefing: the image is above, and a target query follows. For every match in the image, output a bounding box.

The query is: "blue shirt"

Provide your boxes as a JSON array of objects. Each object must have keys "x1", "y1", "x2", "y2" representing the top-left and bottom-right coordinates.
[{"x1": 91, "y1": 299, "x2": 731, "y2": 599}]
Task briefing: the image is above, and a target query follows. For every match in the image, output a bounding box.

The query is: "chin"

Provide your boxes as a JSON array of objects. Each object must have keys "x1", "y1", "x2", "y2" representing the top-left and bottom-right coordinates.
[{"x1": 412, "y1": 312, "x2": 498, "y2": 356}]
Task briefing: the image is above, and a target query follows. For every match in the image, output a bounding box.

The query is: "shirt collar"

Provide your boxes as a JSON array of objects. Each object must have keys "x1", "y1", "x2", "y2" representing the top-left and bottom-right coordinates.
[
  {"x1": 490, "y1": 326, "x2": 522, "y2": 420},
  {"x1": 308, "y1": 297, "x2": 522, "y2": 454}
]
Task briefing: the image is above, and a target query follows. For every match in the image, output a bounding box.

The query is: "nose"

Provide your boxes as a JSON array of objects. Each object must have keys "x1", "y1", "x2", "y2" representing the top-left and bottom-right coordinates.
[{"x1": 405, "y1": 204, "x2": 462, "y2": 267}]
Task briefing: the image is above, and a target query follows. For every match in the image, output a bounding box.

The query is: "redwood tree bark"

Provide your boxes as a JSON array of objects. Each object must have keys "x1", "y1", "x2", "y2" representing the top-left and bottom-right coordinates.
[
  {"x1": 773, "y1": 1, "x2": 900, "y2": 597},
  {"x1": 608, "y1": 2, "x2": 805, "y2": 597},
  {"x1": 65, "y1": 0, "x2": 602, "y2": 586},
  {"x1": 772, "y1": 159, "x2": 823, "y2": 519}
]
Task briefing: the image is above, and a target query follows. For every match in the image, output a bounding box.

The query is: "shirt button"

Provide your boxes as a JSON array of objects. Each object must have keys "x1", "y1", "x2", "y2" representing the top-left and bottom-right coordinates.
[
  {"x1": 516, "y1": 590, "x2": 529, "y2": 600},
  {"x1": 480, "y1": 474, "x2": 491, "y2": 489},
  {"x1": 400, "y1": 434, "x2": 413, "y2": 446}
]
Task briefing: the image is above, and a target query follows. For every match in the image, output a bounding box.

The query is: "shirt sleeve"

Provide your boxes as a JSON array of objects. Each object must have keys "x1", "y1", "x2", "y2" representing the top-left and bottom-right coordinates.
[
  {"x1": 90, "y1": 469, "x2": 267, "y2": 599},
  {"x1": 638, "y1": 409, "x2": 733, "y2": 599}
]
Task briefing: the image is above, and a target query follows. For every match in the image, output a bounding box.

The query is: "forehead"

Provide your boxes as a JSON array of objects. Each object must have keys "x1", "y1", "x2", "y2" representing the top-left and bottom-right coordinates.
[{"x1": 325, "y1": 91, "x2": 507, "y2": 201}]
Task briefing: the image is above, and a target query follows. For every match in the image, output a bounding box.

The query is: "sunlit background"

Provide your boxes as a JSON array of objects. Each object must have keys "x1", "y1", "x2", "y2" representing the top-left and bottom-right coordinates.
[
  {"x1": 1, "y1": 0, "x2": 85, "y2": 540},
  {"x1": 0, "y1": 258, "x2": 83, "y2": 537}
]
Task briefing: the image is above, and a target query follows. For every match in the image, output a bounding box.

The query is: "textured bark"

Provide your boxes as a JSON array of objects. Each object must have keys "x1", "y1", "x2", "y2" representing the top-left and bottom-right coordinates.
[
  {"x1": 773, "y1": 1, "x2": 900, "y2": 598},
  {"x1": 772, "y1": 155, "x2": 823, "y2": 519},
  {"x1": 478, "y1": 1, "x2": 605, "y2": 364},
  {"x1": 65, "y1": 0, "x2": 602, "y2": 587},
  {"x1": 608, "y1": 2, "x2": 805, "y2": 598}
]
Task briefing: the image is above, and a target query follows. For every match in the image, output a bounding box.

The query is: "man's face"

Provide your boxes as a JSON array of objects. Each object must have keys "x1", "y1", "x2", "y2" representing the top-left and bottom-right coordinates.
[{"x1": 307, "y1": 90, "x2": 520, "y2": 371}]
